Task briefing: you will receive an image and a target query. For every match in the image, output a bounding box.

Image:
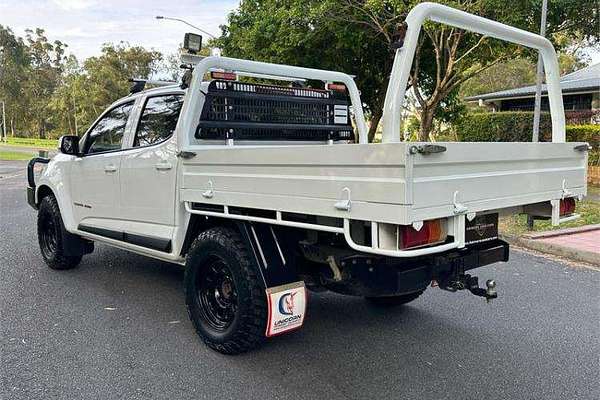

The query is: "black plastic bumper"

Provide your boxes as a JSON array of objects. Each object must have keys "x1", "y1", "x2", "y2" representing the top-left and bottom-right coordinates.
[
  {"x1": 325, "y1": 239, "x2": 510, "y2": 297},
  {"x1": 27, "y1": 186, "x2": 37, "y2": 209}
]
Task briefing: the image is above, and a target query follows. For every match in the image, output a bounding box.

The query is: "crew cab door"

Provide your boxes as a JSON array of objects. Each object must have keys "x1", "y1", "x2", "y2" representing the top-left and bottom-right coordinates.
[
  {"x1": 71, "y1": 100, "x2": 135, "y2": 234},
  {"x1": 118, "y1": 93, "x2": 184, "y2": 251}
]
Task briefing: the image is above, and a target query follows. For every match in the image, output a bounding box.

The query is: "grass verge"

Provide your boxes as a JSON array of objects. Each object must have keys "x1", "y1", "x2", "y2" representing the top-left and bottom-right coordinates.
[
  {"x1": 4, "y1": 137, "x2": 57, "y2": 149},
  {"x1": 500, "y1": 192, "x2": 600, "y2": 236},
  {"x1": 0, "y1": 150, "x2": 35, "y2": 161}
]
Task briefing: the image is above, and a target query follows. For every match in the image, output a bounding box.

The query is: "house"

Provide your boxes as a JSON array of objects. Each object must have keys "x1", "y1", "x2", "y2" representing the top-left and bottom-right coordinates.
[{"x1": 466, "y1": 63, "x2": 600, "y2": 124}]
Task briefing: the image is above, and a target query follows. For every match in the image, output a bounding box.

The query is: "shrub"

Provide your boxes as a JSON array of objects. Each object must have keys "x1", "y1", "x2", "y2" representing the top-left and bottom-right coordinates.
[
  {"x1": 455, "y1": 111, "x2": 552, "y2": 142},
  {"x1": 565, "y1": 125, "x2": 600, "y2": 149},
  {"x1": 455, "y1": 113, "x2": 599, "y2": 165},
  {"x1": 589, "y1": 150, "x2": 599, "y2": 166},
  {"x1": 565, "y1": 110, "x2": 600, "y2": 125},
  {"x1": 456, "y1": 112, "x2": 599, "y2": 145}
]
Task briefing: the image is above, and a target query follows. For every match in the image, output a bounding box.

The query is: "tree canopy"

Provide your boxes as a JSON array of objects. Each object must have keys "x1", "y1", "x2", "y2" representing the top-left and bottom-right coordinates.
[
  {"x1": 0, "y1": 26, "x2": 168, "y2": 138},
  {"x1": 218, "y1": 0, "x2": 599, "y2": 141}
]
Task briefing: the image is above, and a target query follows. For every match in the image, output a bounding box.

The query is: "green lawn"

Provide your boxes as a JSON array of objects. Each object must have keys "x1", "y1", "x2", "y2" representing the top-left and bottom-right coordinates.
[
  {"x1": 0, "y1": 150, "x2": 35, "y2": 161},
  {"x1": 4, "y1": 137, "x2": 57, "y2": 149},
  {"x1": 500, "y1": 193, "x2": 600, "y2": 236}
]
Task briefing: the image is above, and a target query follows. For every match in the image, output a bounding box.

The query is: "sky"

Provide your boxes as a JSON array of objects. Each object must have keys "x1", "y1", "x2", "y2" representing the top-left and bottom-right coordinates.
[
  {"x1": 0, "y1": 0, "x2": 239, "y2": 61},
  {"x1": 0, "y1": 0, "x2": 598, "y2": 65}
]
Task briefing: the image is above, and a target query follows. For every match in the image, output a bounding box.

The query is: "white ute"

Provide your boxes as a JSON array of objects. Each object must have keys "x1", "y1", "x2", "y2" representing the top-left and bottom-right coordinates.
[{"x1": 27, "y1": 3, "x2": 589, "y2": 354}]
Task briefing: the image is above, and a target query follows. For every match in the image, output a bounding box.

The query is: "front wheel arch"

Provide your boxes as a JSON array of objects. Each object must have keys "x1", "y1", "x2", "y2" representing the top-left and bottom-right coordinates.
[{"x1": 36, "y1": 184, "x2": 55, "y2": 207}]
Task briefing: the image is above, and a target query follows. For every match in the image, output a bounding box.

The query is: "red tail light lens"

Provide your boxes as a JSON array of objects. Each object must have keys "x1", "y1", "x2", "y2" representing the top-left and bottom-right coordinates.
[
  {"x1": 398, "y1": 219, "x2": 447, "y2": 250},
  {"x1": 326, "y1": 83, "x2": 347, "y2": 92},
  {"x1": 559, "y1": 198, "x2": 576, "y2": 216},
  {"x1": 211, "y1": 71, "x2": 237, "y2": 81}
]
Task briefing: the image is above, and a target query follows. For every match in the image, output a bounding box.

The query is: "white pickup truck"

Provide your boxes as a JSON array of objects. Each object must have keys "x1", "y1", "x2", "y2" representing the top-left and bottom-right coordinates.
[{"x1": 26, "y1": 3, "x2": 588, "y2": 354}]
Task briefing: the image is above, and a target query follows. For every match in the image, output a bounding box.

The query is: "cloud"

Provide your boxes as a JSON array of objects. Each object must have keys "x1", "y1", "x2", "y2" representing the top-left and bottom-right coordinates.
[
  {"x1": 52, "y1": 0, "x2": 97, "y2": 11},
  {"x1": 0, "y1": 0, "x2": 238, "y2": 60}
]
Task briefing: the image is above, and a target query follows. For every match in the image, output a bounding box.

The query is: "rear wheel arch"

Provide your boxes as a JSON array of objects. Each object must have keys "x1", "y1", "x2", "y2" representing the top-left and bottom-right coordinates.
[
  {"x1": 180, "y1": 214, "x2": 239, "y2": 257},
  {"x1": 184, "y1": 226, "x2": 268, "y2": 354}
]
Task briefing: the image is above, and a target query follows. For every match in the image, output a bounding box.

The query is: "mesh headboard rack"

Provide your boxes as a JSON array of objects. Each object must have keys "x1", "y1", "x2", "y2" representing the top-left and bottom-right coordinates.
[{"x1": 196, "y1": 80, "x2": 355, "y2": 142}]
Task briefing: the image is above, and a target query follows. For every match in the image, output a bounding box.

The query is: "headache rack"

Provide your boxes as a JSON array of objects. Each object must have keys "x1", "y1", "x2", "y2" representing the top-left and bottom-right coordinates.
[{"x1": 195, "y1": 80, "x2": 355, "y2": 142}]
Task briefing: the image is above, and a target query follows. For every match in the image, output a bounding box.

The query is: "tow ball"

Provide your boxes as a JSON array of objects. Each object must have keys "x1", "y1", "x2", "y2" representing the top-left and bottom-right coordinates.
[{"x1": 439, "y1": 274, "x2": 498, "y2": 303}]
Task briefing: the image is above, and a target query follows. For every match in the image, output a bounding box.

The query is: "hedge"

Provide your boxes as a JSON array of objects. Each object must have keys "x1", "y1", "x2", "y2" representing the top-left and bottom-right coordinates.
[
  {"x1": 456, "y1": 111, "x2": 552, "y2": 142},
  {"x1": 565, "y1": 125, "x2": 600, "y2": 149},
  {"x1": 456, "y1": 112, "x2": 599, "y2": 148}
]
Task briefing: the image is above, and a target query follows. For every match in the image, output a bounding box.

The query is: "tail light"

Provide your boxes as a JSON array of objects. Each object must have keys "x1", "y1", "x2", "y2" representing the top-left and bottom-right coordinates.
[
  {"x1": 559, "y1": 198, "x2": 576, "y2": 216},
  {"x1": 211, "y1": 71, "x2": 237, "y2": 81},
  {"x1": 326, "y1": 83, "x2": 346, "y2": 92},
  {"x1": 398, "y1": 219, "x2": 447, "y2": 250}
]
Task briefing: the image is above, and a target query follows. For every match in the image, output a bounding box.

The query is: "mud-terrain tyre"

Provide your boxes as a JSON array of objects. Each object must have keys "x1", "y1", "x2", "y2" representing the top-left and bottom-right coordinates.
[
  {"x1": 365, "y1": 289, "x2": 425, "y2": 307},
  {"x1": 184, "y1": 227, "x2": 267, "y2": 355},
  {"x1": 37, "y1": 195, "x2": 82, "y2": 270}
]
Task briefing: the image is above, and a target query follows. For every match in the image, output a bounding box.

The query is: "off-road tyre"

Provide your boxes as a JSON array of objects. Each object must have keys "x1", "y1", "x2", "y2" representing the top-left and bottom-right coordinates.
[
  {"x1": 365, "y1": 289, "x2": 425, "y2": 307},
  {"x1": 184, "y1": 227, "x2": 267, "y2": 355},
  {"x1": 37, "y1": 195, "x2": 82, "y2": 270}
]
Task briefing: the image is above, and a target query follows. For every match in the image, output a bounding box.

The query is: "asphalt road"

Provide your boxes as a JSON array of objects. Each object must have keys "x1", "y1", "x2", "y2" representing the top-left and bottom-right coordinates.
[{"x1": 1, "y1": 160, "x2": 599, "y2": 400}]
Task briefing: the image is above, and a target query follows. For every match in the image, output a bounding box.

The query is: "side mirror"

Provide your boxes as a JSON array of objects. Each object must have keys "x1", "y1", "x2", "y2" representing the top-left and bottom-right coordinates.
[{"x1": 58, "y1": 135, "x2": 80, "y2": 155}]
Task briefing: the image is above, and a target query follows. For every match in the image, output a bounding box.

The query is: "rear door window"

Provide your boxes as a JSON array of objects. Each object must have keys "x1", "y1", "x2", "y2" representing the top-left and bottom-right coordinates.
[
  {"x1": 134, "y1": 94, "x2": 184, "y2": 147},
  {"x1": 86, "y1": 101, "x2": 134, "y2": 154}
]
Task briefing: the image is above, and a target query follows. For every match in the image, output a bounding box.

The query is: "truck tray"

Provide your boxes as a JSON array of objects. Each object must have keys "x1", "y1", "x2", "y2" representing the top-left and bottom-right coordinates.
[{"x1": 179, "y1": 141, "x2": 587, "y2": 226}]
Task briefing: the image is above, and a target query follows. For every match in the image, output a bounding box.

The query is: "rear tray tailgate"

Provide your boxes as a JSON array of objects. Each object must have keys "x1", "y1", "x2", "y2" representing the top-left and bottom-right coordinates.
[{"x1": 409, "y1": 142, "x2": 588, "y2": 220}]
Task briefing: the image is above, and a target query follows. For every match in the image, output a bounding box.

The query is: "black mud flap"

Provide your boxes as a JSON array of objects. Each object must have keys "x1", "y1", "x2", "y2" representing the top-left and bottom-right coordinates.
[
  {"x1": 236, "y1": 222, "x2": 299, "y2": 288},
  {"x1": 236, "y1": 222, "x2": 306, "y2": 337}
]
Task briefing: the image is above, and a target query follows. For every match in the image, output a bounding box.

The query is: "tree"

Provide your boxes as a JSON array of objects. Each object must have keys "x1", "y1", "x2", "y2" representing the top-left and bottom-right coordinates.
[
  {"x1": 52, "y1": 43, "x2": 163, "y2": 135},
  {"x1": 80, "y1": 43, "x2": 162, "y2": 121},
  {"x1": 47, "y1": 55, "x2": 82, "y2": 136},
  {"x1": 218, "y1": 0, "x2": 599, "y2": 141},
  {"x1": 22, "y1": 28, "x2": 67, "y2": 138},
  {"x1": 460, "y1": 58, "x2": 537, "y2": 98},
  {"x1": 461, "y1": 32, "x2": 595, "y2": 99},
  {"x1": 0, "y1": 25, "x2": 30, "y2": 136},
  {"x1": 1, "y1": 28, "x2": 166, "y2": 138},
  {"x1": 218, "y1": 0, "x2": 391, "y2": 142}
]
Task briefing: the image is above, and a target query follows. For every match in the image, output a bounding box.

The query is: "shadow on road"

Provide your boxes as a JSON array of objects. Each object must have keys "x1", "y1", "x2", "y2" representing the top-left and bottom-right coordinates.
[{"x1": 71, "y1": 244, "x2": 494, "y2": 398}]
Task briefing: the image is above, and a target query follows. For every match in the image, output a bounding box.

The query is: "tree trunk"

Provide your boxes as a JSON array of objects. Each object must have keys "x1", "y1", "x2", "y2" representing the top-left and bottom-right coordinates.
[
  {"x1": 367, "y1": 109, "x2": 383, "y2": 143},
  {"x1": 39, "y1": 120, "x2": 46, "y2": 139},
  {"x1": 418, "y1": 107, "x2": 435, "y2": 142}
]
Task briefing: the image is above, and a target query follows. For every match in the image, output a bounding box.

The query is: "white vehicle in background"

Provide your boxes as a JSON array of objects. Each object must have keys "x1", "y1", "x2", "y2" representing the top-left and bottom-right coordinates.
[{"x1": 26, "y1": 3, "x2": 588, "y2": 354}]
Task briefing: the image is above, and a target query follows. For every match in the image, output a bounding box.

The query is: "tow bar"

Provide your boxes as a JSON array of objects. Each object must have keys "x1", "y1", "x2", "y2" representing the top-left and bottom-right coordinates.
[{"x1": 439, "y1": 274, "x2": 498, "y2": 303}]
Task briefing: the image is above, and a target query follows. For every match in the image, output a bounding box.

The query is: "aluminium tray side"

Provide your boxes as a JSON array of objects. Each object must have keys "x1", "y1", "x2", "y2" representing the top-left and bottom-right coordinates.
[{"x1": 179, "y1": 143, "x2": 411, "y2": 224}]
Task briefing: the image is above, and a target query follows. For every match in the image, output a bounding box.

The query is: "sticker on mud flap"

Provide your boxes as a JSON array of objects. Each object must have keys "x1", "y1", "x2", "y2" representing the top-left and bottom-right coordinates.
[{"x1": 265, "y1": 281, "x2": 307, "y2": 337}]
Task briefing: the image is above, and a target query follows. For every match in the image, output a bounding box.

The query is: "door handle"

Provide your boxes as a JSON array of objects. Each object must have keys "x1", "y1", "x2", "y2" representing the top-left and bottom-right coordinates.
[
  {"x1": 104, "y1": 164, "x2": 117, "y2": 173},
  {"x1": 154, "y1": 162, "x2": 173, "y2": 171}
]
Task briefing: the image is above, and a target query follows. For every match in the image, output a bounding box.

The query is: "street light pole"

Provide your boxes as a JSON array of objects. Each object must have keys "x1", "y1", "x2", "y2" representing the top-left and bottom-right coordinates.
[
  {"x1": 532, "y1": 0, "x2": 548, "y2": 142},
  {"x1": 155, "y1": 16, "x2": 217, "y2": 39}
]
